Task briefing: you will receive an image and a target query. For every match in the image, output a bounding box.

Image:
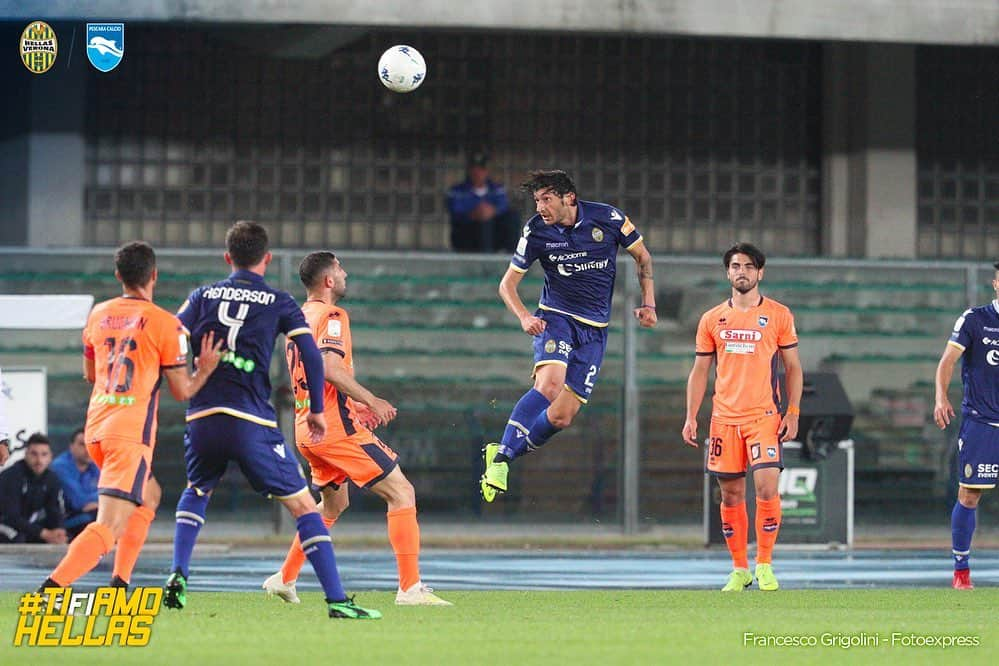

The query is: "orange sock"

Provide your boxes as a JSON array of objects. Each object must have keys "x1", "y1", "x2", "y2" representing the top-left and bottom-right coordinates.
[
  {"x1": 112, "y1": 505, "x2": 155, "y2": 584},
  {"x1": 755, "y1": 496, "x2": 782, "y2": 564},
  {"x1": 720, "y1": 502, "x2": 749, "y2": 570},
  {"x1": 50, "y1": 522, "x2": 115, "y2": 586},
  {"x1": 387, "y1": 506, "x2": 420, "y2": 590},
  {"x1": 280, "y1": 514, "x2": 336, "y2": 584}
]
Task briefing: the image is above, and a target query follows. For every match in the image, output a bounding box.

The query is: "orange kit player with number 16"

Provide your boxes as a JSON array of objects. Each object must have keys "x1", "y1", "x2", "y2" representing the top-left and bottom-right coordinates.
[{"x1": 682, "y1": 242, "x2": 802, "y2": 592}]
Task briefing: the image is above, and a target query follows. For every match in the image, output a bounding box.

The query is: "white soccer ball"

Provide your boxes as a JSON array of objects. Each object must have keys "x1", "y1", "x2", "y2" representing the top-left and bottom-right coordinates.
[{"x1": 378, "y1": 45, "x2": 426, "y2": 93}]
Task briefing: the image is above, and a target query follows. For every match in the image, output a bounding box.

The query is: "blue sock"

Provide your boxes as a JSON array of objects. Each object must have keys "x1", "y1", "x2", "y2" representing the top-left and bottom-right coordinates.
[
  {"x1": 525, "y1": 409, "x2": 562, "y2": 451},
  {"x1": 951, "y1": 502, "x2": 976, "y2": 571},
  {"x1": 172, "y1": 487, "x2": 209, "y2": 578},
  {"x1": 297, "y1": 512, "x2": 346, "y2": 602},
  {"x1": 499, "y1": 389, "x2": 551, "y2": 459}
]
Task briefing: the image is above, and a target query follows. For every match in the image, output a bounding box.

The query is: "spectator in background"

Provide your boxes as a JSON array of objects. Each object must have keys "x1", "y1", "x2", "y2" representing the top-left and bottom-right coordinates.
[
  {"x1": 0, "y1": 432, "x2": 66, "y2": 544},
  {"x1": 446, "y1": 152, "x2": 521, "y2": 253},
  {"x1": 51, "y1": 427, "x2": 99, "y2": 540}
]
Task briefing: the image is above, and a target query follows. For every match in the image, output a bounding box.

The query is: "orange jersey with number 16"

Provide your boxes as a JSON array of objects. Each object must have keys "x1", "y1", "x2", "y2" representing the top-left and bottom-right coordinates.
[
  {"x1": 82, "y1": 296, "x2": 188, "y2": 446},
  {"x1": 695, "y1": 296, "x2": 798, "y2": 425}
]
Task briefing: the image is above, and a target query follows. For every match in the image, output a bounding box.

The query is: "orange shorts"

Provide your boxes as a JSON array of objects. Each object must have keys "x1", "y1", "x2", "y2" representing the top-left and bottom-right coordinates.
[
  {"x1": 87, "y1": 439, "x2": 153, "y2": 505},
  {"x1": 297, "y1": 432, "x2": 398, "y2": 489},
  {"x1": 705, "y1": 415, "x2": 783, "y2": 478}
]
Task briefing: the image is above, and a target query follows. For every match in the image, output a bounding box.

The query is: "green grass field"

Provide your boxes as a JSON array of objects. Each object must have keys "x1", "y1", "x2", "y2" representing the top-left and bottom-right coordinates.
[{"x1": 1, "y1": 589, "x2": 995, "y2": 665}]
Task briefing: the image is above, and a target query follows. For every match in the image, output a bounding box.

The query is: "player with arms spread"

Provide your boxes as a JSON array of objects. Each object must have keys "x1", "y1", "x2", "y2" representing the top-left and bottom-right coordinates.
[
  {"x1": 683, "y1": 242, "x2": 802, "y2": 592},
  {"x1": 262, "y1": 251, "x2": 450, "y2": 606},
  {"x1": 164, "y1": 222, "x2": 379, "y2": 619},
  {"x1": 933, "y1": 260, "x2": 999, "y2": 590},
  {"x1": 480, "y1": 170, "x2": 657, "y2": 501},
  {"x1": 39, "y1": 241, "x2": 222, "y2": 591}
]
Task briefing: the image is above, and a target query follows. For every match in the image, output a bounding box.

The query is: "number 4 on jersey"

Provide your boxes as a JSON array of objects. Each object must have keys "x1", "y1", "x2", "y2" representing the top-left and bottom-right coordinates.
[{"x1": 218, "y1": 301, "x2": 249, "y2": 351}]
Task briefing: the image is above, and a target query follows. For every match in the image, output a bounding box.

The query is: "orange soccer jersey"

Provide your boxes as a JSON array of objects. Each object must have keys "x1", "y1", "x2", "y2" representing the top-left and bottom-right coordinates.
[
  {"x1": 82, "y1": 296, "x2": 188, "y2": 447},
  {"x1": 287, "y1": 300, "x2": 368, "y2": 444},
  {"x1": 695, "y1": 296, "x2": 798, "y2": 425}
]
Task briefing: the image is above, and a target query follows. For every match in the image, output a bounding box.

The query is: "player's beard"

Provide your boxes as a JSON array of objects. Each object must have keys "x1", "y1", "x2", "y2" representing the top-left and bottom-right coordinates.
[{"x1": 732, "y1": 277, "x2": 756, "y2": 294}]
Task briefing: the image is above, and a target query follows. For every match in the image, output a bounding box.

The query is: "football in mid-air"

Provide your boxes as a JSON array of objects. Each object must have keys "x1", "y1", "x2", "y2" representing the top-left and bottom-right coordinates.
[{"x1": 378, "y1": 45, "x2": 426, "y2": 93}]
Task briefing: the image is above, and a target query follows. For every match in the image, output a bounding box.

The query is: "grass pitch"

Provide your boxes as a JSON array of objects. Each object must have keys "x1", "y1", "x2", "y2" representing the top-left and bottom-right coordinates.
[{"x1": 2, "y1": 589, "x2": 996, "y2": 665}]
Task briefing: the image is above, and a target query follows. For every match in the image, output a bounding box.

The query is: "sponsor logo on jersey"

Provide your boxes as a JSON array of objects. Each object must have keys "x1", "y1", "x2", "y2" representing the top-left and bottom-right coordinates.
[
  {"x1": 720, "y1": 329, "x2": 763, "y2": 342},
  {"x1": 20, "y1": 21, "x2": 57, "y2": 74},
  {"x1": 545, "y1": 242, "x2": 569, "y2": 249},
  {"x1": 549, "y1": 252, "x2": 588, "y2": 262},
  {"x1": 724, "y1": 342, "x2": 756, "y2": 355},
  {"x1": 556, "y1": 259, "x2": 609, "y2": 276},
  {"x1": 988, "y1": 350, "x2": 999, "y2": 366},
  {"x1": 977, "y1": 463, "x2": 999, "y2": 479}
]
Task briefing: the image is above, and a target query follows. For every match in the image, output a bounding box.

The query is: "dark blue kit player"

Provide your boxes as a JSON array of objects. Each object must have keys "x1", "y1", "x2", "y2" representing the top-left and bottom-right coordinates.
[
  {"x1": 480, "y1": 170, "x2": 658, "y2": 502},
  {"x1": 163, "y1": 220, "x2": 381, "y2": 619}
]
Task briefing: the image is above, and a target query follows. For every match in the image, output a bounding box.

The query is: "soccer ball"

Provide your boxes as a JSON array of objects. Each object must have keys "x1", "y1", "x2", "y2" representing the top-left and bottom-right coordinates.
[{"x1": 378, "y1": 45, "x2": 426, "y2": 93}]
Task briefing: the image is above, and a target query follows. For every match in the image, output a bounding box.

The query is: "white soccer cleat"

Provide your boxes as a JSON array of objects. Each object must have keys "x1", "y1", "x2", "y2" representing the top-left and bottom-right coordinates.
[
  {"x1": 262, "y1": 572, "x2": 301, "y2": 604},
  {"x1": 395, "y1": 582, "x2": 453, "y2": 606}
]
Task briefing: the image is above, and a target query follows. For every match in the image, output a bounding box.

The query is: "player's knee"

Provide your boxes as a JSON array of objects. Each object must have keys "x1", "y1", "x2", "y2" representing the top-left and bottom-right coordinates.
[
  {"x1": 548, "y1": 410, "x2": 574, "y2": 429},
  {"x1": 144, "y1": 479, "x2": 162, "y2": 512},
  {"x1": 719, "y1": 489, "x2": 745, "y2": 506},
  {"x1": 533, "y1": 379, "x2": 562, "y2": 401},
  {"x1": 958, "y1": 488, "x2": 982, "y2": 508}
]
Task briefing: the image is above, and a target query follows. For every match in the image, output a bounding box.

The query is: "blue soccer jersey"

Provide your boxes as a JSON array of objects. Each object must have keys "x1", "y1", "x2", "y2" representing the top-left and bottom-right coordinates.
[
  {"x1": 177, "y1": 269, "x2": 313, "y2": 427},
  {"x1": 509, "y1": 200, "x2": 643, "y2": 327},
  {"x1": 948, "y1": 300, "x2": 999, "y2": 423}
]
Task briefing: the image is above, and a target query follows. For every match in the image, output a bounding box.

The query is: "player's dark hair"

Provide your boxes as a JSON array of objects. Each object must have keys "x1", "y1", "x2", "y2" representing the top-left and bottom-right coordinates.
[
  {"x1": 226, "y1": 220, "x2": 269, "y2": 268},
  {"x1": 26, "y1": 432, "x2": 51, "y2": 447},
  {"x1": 992, "y1": 260, "x2": 999, "y2": 272},
  {"x1": 70, "y1": 426, "x2": 85, "y2": 443},
  {"x1": 723, "y1": 242, "x2": 766, "y2": 270},
  {"x1": 114, "y1": 241, "x2": 156, "y2": 288},
  {"x1": 299, "y1": 251, "x2": 338, "y2": 289},
  {"x1": 521, "y1": 170, "x2": 576, "y2": 197}
]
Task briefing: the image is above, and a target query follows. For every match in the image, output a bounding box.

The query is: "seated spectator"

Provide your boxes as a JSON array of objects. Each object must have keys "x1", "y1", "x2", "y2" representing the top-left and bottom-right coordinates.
[
  {"x1": 446, "y1": 152, "x2": 521, "y2": 253},
  {"x1": 0, "y1": 432, "x2": 66, "y2": 544},
  {"x1": 50, "y1": 427, "x2": 99, "y2": 540}
]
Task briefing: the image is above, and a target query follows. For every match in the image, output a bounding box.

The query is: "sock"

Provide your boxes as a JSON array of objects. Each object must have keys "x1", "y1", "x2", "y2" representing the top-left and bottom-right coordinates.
[
  {"x1": 297, "y1": 512, "x2": 346, "y2": 602},
  {"x1": 49, "y1": 522, "x2": 115, "y2": 586},
  {"x1": 112, "y1": 505, "x2": 156, "y2": 584},
  {"x1": 498, "y1": 389, "x2": 551, "y2": 459},
  {"x1": 755, "y1": 496, "x2": 782, "y2": 565},
  {"x1": 719, "y1": 502, "x2": 749, "y2": 570},
  {"x1": 387, "y1": 506, "x2": 421, "y2": 591},
  {"x1": 952, "y1": 502, "x2": 976, "y2": 571},
  {"x1": 280, "y1": 513, "x2": 336, "y2": 584},
  {"x1": 522, "y1": 409, "x2": 561, "y2": 452},
  {"x1": 172, "y1": 488, "x2": 209, "y2": 578}
]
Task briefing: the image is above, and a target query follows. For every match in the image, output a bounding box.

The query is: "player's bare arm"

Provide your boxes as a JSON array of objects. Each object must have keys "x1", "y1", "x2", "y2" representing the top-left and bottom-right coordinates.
[
  {"x1": 83, "y1": 355, "x2": 96, "y2": 384},
  {"x1": 164, "y1": 330, "x2": 224, "y2": 401},
  {"x1": 683, "y1": 354, "x2": 713, "y2": 447},
  {"x1": 498, "y1": 266, "x2": 545, "y2": 335},
  {"x1": 323, "y1": 352, "x2": 397, "y2": 426},
  {"x1": 779, "y1": 346, "x2": 804, "y2": 442},
  {"x1": 627, "y1": 241, "x2": 657, "y2": 328},
  {"x1": 934, "y1": 344, "x2": 963, "y2": 429}
]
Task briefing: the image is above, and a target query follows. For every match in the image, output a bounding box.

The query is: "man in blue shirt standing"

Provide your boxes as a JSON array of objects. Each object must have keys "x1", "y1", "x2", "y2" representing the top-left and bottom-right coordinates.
[
  {"x1": 446, "y1": 152, "x2": 520, "y2": 253},
  {"x1": 934, "y1": 261, "x2": 999, "y2": 590},
  {"x1": 480, "y1": 170, "x2": 658, "y2": 501},
  {"x1": 50, "y1": 427, "x2": 99, "y2": 540}
]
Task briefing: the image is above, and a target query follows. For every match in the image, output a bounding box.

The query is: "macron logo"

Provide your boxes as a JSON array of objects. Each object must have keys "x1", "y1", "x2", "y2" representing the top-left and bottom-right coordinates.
[{"x1": 272, "y1": 444, "x2": 286, "y2": 459}]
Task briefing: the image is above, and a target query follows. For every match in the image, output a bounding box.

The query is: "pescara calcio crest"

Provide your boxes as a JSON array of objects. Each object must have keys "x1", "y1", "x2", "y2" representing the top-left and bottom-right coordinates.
[{"x1": 86, "y1": 23, "x2": 124, "y2": 72}]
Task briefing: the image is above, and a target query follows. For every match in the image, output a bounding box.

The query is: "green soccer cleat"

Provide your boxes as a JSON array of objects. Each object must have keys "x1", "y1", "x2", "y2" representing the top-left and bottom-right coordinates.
[
  {"x1": 480, "y1": 443, "x2": 508, "y2": 502},
  {"x1": 328, "y1": 596, "x2": 382, "y2": 619},
  {"x1": 721, "y1": 568, "x2": 753, "y2": 592},
  {"x1": 163, "y1": 571, "x2": 188, "y2": 609},
  {"x1": 755, "y1": 563, "x2": 779, "y2": 591}
]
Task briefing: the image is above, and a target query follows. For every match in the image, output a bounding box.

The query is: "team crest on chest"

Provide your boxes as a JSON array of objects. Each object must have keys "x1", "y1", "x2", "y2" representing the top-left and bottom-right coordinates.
[
  {"x1": 591, "y1": 228, "x2": 604, "y2": 242},
  {"x1": 758, "y1": 315, "x2": 768, "y2": 327}
]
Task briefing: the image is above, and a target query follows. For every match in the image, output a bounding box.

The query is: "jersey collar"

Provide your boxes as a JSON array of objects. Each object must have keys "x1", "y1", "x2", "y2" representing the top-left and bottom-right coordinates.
[
  {"x1": 728, "y1": 295, "x2": 765, "y2": 309},
  {"x1": 229, "y1": 269, "x2": 265, "y2": 282}
]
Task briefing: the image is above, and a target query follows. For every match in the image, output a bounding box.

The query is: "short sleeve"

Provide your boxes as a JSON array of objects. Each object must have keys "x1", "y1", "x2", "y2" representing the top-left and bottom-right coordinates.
[
  {"x1": 176, "y1": 288, "x2": 201, "y2": 334},
  {"x1": 695, "y1": 313, "x2": 716, "y2": 355},
  {"x1": 159, "y1": 312, "x2": 188, "y2": 368},
  {"x1": 510, "y1": 225, "x2": 538, "y2": 273},
  {"x1": 613, "y1": 209, "x2": 643, "y2": 250},
  {"x1": 778, "y1": 310, "x2": 799, "y2": 349},
  {"x1": 317, "y1": 308, "x2": 348, "y2": 357},
  {"x1": 948, "y1": 309, "x2": 974, "y2": 352},
  {"x1": 279, "y1": 292, "x2": 311, "y2": 338}
]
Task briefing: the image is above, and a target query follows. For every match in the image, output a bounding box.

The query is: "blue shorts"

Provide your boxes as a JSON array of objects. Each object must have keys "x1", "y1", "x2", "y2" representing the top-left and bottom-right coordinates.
[
  {"x1": 958, "y1": 417, "x2": 999, "y2": 488},
  {"x1": 184, "y1": 414, "x2": 308, "y2": 499},
  {"x1": 532, "y1": 310, "x2": 608, "y2": 403}
]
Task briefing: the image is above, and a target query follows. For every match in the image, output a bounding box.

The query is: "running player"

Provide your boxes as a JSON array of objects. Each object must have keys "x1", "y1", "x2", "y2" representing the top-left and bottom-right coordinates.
[
  {"x1": 933, "y1": 260, "x2": 999, "y2": 590},
  {"x1": 261, "y1": 251, "x2": 450, "y2": 606},
  {"x1": 39, "y1": 241, "x2": 222, "y2": 591},
  {"x1": 480, "y1": 170, "x2": 657, "y2": 501},
  {"x1": 682, "y1": 242, "x2": 802, "y2": 592},
  {"x1": 163, "y1": 221, "x2": 379, "y2": 619}
]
